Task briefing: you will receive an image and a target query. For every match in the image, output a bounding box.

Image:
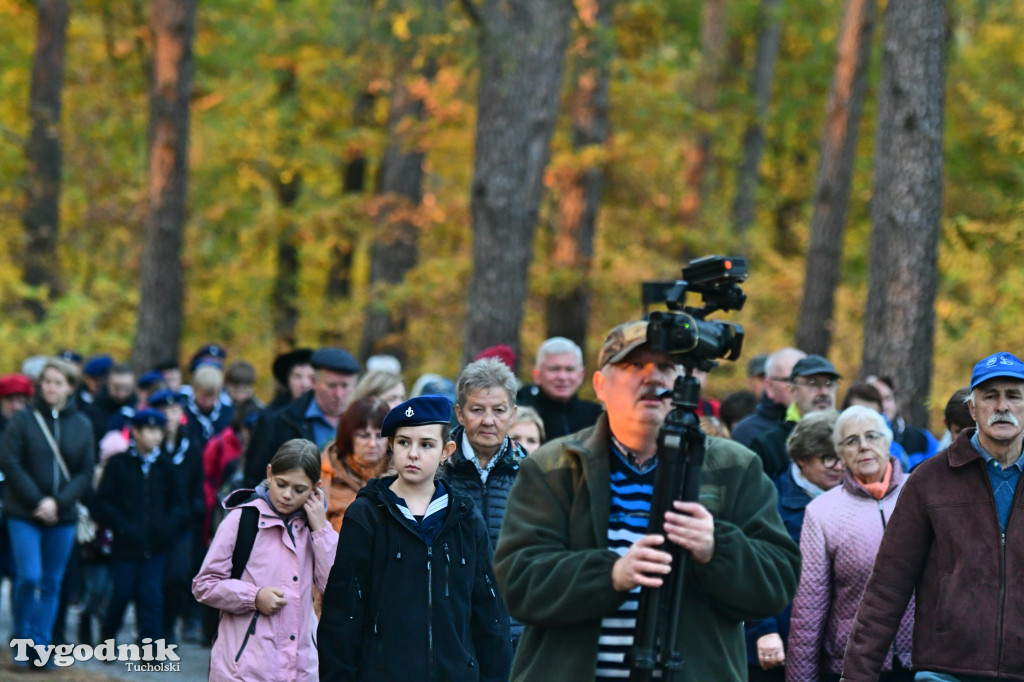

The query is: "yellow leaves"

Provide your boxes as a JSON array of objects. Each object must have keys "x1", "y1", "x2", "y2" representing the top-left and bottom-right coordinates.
[{"x1": 391, "y1": 11, "x2": 413, "y2": 42}]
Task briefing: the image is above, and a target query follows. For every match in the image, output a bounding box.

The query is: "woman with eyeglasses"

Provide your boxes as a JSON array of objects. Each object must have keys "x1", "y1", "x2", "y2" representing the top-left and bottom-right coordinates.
[
  {"x1": 320, "y1": 396, "x2": 390, "y2": 532},
  {"x1": 746, "y1": 411, "x2": 843, "y2": 681},
  {"x1": 785, "y1": 405, "x2": 914, "y2": 682}
]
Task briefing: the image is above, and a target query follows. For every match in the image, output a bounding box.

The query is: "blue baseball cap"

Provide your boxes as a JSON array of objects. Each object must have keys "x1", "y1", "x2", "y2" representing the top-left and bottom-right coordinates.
[
  {"x1": 137, "y1": 370, "x2": 166, "y2": 389},
  {"x1": 970, "y1": 352, "x2": 1024, "y2": 391},
  {"x1": 380, "y1": 395, "x2": 453, "y2": 438}
]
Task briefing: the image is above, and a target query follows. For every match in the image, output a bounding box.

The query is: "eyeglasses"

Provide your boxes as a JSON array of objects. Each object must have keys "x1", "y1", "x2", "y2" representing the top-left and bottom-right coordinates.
[
  {"x1": 767, "y1": 376, "x2": 791, "y2": 383},
  {"x1": 818, "y1": 454, "x2": 843, "y2": 469},
  {"x1": 793, "y1": 378, "x2": 840, "y2": 390},
  {"x1": 353, "y1": 431, "x2": 386, "y2": 442},
  {"x1": 838, "y1": 431, "x2": 885, "y2": 449}
]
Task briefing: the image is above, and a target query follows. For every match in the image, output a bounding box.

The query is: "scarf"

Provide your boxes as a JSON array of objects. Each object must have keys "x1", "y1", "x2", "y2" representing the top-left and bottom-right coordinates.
[{"x1": 858, "y1": 459, "x2": 893, "y2": 500}]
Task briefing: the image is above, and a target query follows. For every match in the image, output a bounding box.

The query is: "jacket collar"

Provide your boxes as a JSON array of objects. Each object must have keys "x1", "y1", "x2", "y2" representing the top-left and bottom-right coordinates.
[{"x1": 947, "y1": 427, "x2": 983, "y2": 468}]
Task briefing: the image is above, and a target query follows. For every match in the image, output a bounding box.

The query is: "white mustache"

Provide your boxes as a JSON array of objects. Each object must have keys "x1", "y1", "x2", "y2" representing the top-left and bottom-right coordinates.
[{"x1": 989, "y1": 411, "x2": 1020, "y2": 427}]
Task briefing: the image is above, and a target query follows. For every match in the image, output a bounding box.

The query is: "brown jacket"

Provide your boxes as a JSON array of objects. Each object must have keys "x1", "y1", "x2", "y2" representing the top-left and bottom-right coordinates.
[{"x1": 842, "y1": 427, "x2": 1024, "y2": 680}]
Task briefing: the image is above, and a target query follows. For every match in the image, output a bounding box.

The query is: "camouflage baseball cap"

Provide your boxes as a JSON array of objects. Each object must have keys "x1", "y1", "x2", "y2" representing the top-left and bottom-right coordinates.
[{"x1": 598, "y1": 320, "x2": 650, "y2": 367}]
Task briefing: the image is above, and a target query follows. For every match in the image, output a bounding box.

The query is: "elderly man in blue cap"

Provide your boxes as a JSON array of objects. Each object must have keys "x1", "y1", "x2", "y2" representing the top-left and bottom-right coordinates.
[
  {"x1": 244, "y1": 347, "x2": 360, "y2": 486},
  {"x1": 843, "y1": 352, "x2": 1024, "y2": 681}
]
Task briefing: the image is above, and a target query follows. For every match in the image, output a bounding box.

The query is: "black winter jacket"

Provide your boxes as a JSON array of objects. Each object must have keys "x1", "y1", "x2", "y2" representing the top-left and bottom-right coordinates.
[
  {"x1": 441, "y1": 426, "x2": 526, "y2": 551},
  {"x1": 515, "y1": 385, "x2": 604, "y2": 440},
  {"x1": 160, "y1": 429, "x2": 205, "y2": 529},
  {"x1": 0, "y1": 400, "x2": 95, "y2": 524},
  {"x1": 244, "y1": 391, "x2": 316, "y2": 487},
  {"x1": 318, "y1": 477, "x2": 512, "y2": 682},
  {"x1": 92, "y1": 445, "x2": 186, "y2": 559}
]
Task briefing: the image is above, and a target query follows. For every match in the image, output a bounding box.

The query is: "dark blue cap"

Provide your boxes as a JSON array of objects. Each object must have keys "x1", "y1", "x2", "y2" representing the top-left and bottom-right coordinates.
[
  {"x1": 58, "y1": 350, "x2": 82, "y2": 364},
  {"x1": 190, "y1": 344, "x2": 227, "y2": 371},
  {"x1": 970, "y1": 352, "x2": 1024, "y2": 391},
  {"x1": 380, "y1": 395, "x2": 453, "y2": 438},
  {"x1": 83, "y1": 355, "x2": 113, "y2": 378},
  {"x1": 148, "y1": 389, "x2": 186, "y2": 408},
  {"x1": 131, "y1": 408, "x2": 167, "y2": 428},
  {"x1": 137, "y1": 370, "x2": 165, "y2": 389},
  {"x1": 311, "y1": 347, "x2": 360, "y2": 374}
]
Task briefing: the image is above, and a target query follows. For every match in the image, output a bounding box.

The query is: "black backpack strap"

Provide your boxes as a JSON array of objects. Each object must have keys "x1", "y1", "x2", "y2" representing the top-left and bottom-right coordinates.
[
  {"x1": 201, "y1": 505, "x2": 262, "y2": 645},
  {"x1": 231, "y1": 506, "x2": 260, "y2": 580}
]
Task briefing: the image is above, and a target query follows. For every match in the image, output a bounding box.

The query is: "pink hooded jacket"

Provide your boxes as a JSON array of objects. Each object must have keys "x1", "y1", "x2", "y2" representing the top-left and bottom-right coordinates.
[
  {"x1": 786, "y1": 459, "x2": 915, "y2": 681},
  {"x1": 193, "y1": 494, "x2": 338, "y2": 682}
]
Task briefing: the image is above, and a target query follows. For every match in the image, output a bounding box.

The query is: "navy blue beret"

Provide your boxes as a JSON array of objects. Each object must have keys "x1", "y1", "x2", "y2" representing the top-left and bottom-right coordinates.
[
  {"x1": 311, "y1": 347, "x2": 360, "y2": 374},
  {"x1": 58, "y1": 349, "x2": 82, "y2": 364},
  {"x1": 148, "y1": 389, "x2": 186, "y2": 408},
  {"x1": 137, "y1": 370, "x2": 165, "y2": 389},
  {"x1": 83, "y1": 355, "x2": 113, "y2": 378},
  {"x1": 131, "y1": 408, "x2": 167, "y2": 428},
  {"x1": 190, "y1": 343, "x2": 227, "y2": 371},
  {"x1": 380, "y1": 395, "x2": 453, "y2": 438}
]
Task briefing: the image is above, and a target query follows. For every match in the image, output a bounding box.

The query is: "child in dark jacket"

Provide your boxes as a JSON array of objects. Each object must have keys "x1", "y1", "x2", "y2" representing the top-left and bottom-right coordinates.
[
  {"x1": 318, "y1": 395, "x2": 512, "y2": 681},
  {"x1": 93, "y1": 409, "x2": 186, "y2": 643}
]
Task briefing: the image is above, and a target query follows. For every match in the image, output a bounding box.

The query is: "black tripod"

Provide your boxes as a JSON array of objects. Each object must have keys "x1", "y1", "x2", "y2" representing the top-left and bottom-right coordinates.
[{"x1": 629, "y1": 370, "x2": 707, "y2": 682}]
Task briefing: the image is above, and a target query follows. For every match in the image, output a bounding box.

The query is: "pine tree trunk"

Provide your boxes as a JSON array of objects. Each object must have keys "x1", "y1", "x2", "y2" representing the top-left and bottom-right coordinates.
[
  {"x1": 462, "y1": 0, "x2": 574, "y2": 365},
  {"x1": 861, "y1": 0, "x2": 947, "y2": 427},
  {"x1": 679, "y1": 0, "x2": 727, "y2": 226},
  {"x1": 731, "y1": 0, "x2": 783, "y2": 242},
  {"x1": 131, "y1": 0, "x2": 195, "y2": 373},
  {"x1": 544, "y1": 0, "x2": 611, "y2": 361},
  {"x1": 795, "y1": 0, "x2": 877, "y2": 355},
  {"x1": 358, "y1": 75, "x2": 429, "y2": 365},
  {"x1": 21, "y1": 0, "x2": 69, "y2": 321}
]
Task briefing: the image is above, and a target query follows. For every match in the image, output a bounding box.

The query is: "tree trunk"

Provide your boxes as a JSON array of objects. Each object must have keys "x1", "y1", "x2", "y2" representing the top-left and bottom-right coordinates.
[
  {"x1": 21, "y1": 0, "x2": 70, "y2": 321},
  {"x1": 861, "y1": 0, "x2": 947, "y2": 428},
  {"x1": 544, "y1": 0, "x2": 611, "y2": 360},
  {"x1": 358, "y1": 75, "x2": 429, "y2": 365},
  {"x1": 731, "y1": 0, "x2": 783, "y2": 243},
  {"x1": 461, "y1": 0, "x2": 574, "y2": 365},
  {"x1": 679, "y1": 0, "x2": 727, "y2": 226},
  {"x1": 795, "y1": 0, "x2": 877, "y2": 355},
  {"x1": 131, "y1": 0, "x2": 195, "y2": 374}
]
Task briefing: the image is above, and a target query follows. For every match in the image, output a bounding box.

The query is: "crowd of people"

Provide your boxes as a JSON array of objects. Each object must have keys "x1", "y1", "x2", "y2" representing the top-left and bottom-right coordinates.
[{"x1": 0, "y1": 328, "x2": 1020, "y2": 681}]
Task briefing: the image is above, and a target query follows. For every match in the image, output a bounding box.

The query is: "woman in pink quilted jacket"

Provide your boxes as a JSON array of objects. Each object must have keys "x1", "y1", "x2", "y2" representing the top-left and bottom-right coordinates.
[
  {"x1": 786, "y1": 406, "x2": 914, "y2": 682},
  {"x1": 193, "y1": 439, "x2": 338, "y2": 682}
]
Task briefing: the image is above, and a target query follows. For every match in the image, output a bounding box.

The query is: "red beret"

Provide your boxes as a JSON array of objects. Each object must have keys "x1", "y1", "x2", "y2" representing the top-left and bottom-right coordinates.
[
  {"x1": 474, "y1": 344, "x2": 516, "y2": 370},
  {"x1": 0, "y1": 374, "x2": 34, "y2": 398}
]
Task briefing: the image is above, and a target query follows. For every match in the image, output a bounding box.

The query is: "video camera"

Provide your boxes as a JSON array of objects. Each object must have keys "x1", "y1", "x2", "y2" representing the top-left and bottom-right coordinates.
[{"x1": 641, "y1": 255, "x2": 747, "y2": 371}]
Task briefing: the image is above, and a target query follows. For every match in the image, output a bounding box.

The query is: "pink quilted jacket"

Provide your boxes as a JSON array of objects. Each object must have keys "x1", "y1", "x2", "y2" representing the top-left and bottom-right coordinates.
[{"x1": 786, "y1": 459, "x2": 914, "y2": 681}]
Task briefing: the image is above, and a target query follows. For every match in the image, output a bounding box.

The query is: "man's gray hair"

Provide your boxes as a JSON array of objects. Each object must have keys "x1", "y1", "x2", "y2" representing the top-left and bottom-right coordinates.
[
  {"x1": 535, "y1": 337, "x2": 583, "y2": 368},
  {"x1": 833, "y1": 405, "x2": 893, "y2": 449},
  {"x1": 456, "y1": 357, "x2": 517, "y2": 408}
]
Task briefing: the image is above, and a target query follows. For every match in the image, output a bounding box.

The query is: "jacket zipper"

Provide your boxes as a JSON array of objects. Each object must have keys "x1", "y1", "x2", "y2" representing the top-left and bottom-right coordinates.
[
  {"x1": 426, "y1": 545, "x2": 434, "y2": 681},
  {"x1": 443, "y1": 542, "x2": 451, "y2": 597},
  {"x1": 877, "y1": 499, "x2": 887, "y2": 529},
  {"x1": 234, "y1": 612, "x2": 259, "y2": 662}
]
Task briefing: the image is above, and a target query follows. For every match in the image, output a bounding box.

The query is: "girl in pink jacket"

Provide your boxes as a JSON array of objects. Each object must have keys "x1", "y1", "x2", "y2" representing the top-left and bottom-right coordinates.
[{"x1": 193, "y1": 439, "x2": 338, "y2": 682}]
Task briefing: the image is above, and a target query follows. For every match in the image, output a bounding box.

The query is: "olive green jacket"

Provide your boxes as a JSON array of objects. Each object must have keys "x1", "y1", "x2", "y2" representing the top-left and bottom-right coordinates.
[{"x1": 493, "y1": 414, "x2": 801, "y2": 681}]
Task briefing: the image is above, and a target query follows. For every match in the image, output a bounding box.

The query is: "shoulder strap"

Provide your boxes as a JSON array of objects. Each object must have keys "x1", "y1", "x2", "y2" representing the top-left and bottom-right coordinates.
[
  {"x1": 230, "y1": 506, "x2": 260, "y2": 580},
  {"x1": 33, "y1": 410, "x2": 70, "y2": 481}
]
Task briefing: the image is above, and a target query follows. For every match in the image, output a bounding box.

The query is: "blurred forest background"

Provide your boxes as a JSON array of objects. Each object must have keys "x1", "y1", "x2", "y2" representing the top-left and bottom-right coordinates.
[{"x1": 0, "y1": 0, "x2": 1021, "y2": 429}]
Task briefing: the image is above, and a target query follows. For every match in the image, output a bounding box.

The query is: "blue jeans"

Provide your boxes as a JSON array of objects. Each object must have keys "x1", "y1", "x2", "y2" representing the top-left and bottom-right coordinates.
[
  {"x1": 102, "y1": 554, "x2": 167, "y2": 643},
  {"x1": 6, "y1": 518, "x2": 76, "y2": 647}
]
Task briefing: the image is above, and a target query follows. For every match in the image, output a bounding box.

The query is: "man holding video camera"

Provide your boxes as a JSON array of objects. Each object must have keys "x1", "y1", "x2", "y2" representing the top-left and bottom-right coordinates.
[{"x1": 494, "y1": 319, "x2": 800, "y2": 681}]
